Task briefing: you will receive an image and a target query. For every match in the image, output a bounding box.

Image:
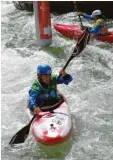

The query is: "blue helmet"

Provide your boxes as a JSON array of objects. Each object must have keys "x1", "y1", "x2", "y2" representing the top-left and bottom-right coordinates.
[{"x1": 37, "y1": 65, "x2": 52, "y2": 75}]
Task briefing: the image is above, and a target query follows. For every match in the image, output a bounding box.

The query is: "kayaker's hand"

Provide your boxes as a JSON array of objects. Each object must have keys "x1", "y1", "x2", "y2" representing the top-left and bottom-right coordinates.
[
  {"x1": 77, "y1": 12, "x2": 83, "y2": 16},
  {"x1": 59, "y1": 69, "x2": 67, "y2": 76},
  {"x1": 34, "y1": 107, "x2": 41, "y2": 115}
]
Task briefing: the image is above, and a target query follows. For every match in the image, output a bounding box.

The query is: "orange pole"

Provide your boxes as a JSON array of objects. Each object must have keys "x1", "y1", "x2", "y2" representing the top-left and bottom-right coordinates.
[{"x1": 33, "y1": 1, "x2": 52, "y2": 46}]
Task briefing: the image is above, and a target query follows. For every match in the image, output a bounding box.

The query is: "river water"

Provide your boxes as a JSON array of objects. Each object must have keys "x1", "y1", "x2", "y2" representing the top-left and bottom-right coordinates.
[{"x1": 1, "y1": 2, "x2": 113, "y2": 160}]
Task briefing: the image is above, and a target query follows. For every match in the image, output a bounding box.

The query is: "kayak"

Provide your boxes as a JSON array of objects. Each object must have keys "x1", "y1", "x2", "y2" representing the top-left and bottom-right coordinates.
[
  {"x1": 26, "y1": 97, "x2": 72, "y2": 145},
  {"x1": 54, "y1": 24, "x2": 113, "y2": 43}
]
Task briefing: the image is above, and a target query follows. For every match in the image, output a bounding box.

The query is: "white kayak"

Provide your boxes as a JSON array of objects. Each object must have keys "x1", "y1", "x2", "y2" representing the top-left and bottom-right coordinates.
[{"x1": 26, "y1": 98, "x2": 72, "y2": 145}]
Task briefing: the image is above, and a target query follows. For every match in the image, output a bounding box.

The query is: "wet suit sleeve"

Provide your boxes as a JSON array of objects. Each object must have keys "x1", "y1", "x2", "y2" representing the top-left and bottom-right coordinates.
[
  {"x1": 28, "y1": 89, "x2": 39, "y2": 111},
  {"x1": 57, "y1": 74, "x2": 73, "y2": 85},
  {"x1": 89, "y1": 25, "x2": 101, "y2": 34},
  {"x1": 28, "y1": 80, "x2": 40, "y2": 112},
  {"x1": 82, "y1": 13, "x2": 94, "y2": 20}
]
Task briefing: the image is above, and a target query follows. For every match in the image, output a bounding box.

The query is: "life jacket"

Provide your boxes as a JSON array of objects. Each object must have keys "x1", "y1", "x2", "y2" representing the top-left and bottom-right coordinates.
[
  {"x1": 31, "y1": 75, "x2": 61, "y2": 104},
  {"x1": 93, "y1": 18, "x2": 109, "y2": 35}
]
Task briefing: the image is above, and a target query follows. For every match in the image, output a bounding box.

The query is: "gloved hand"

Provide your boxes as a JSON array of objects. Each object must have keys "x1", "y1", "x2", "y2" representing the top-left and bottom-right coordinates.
[
  {"x1": 77, "y1": 12, "x2": 83, "y2": 16},
  {"x1": 34, "y1": 107, "x2": 41, "y2": 115},
  {"x1": 59, "y1": 69, "x2": 67, "y2": 76}
]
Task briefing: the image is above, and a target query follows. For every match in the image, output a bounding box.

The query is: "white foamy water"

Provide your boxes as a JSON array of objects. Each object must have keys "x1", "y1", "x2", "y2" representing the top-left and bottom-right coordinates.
[{"x1": 1, "y1": 2, "x2": 113, "y2": 160}]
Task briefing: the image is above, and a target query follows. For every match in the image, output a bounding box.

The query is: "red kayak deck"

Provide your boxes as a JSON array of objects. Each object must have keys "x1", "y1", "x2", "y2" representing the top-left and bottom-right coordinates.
[{"x1": 54, "y1": 24, "x2": 113, "y2": 43}]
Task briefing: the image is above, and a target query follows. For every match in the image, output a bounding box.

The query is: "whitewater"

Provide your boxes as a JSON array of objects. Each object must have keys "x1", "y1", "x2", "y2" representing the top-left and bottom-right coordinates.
[{"x1": 1, "y1": 2, "x2": 113, "y2": 160}]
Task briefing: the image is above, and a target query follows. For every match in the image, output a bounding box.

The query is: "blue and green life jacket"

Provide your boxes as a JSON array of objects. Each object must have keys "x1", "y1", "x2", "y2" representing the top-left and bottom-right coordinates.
[{"x1": 31, "y1": 75, "x2": 61, "y2": 105}]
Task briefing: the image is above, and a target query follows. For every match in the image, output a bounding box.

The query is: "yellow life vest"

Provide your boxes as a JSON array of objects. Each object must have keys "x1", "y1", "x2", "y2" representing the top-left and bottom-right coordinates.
[{"x1": 93, "y1": 19, "x2": 109, "y2": 35}]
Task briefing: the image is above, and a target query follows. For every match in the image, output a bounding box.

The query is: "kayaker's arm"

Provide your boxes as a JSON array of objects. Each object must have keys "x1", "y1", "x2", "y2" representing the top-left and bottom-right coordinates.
[
  {"x1": 89, "y1": 26, "x2": 101, "y2": 34},
  {"x1": 28, "y1": 89, "x2": 40, "y2": 112},
  {"x1": 57, "y1": 69, "x2": 73, "y2": 85},
  {"x1": 82, "y1": 13, "x2": 94, "y2": 20},
  {"x1": 88, "y1": 25, "x2": 101, "y2": 34},
  {"x1": 77, "y1": 12, "x2": 94, "y2": 20}
]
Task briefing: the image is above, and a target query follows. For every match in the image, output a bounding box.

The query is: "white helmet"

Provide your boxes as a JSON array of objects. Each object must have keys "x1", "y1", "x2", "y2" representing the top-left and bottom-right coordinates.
[{"x1": 92, "y1": 10, "x2": 102, "y2": 16}]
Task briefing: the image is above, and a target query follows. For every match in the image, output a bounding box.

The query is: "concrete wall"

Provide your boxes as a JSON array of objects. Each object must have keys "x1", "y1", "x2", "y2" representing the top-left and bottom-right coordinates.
[{"x1": 13, "y1": 1, "x2": 75, "y2": 14}]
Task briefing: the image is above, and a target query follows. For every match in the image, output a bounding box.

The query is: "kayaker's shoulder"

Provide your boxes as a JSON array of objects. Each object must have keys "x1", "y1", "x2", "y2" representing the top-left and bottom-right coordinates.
[
  {"x1": 31, "y1": 79, "x2": 39, "y2": 90},
  {"x1": 51, "y1": 74, "x2": 58, "y2": 79},
  {"x1": 32, "y1": 79, "x2": 38, "y2": 85}
]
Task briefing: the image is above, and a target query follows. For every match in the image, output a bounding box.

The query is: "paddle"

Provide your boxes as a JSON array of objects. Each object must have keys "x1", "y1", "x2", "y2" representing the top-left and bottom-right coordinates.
[
  {"x1": 9, "y1": 115, "x2": 36, "y2": 145},
  {"x1": 63, "y1": 28, "x2": 90, "y2": 71},
  {"x1": 9, "y1": 101, "x2": 45, "y2": 145},
  {"x1": 78, "y1": 15, "x2": 84, "y2": 30},
  {"x1": 75, "y1": 8, "x2": 84, "y2": 30}
]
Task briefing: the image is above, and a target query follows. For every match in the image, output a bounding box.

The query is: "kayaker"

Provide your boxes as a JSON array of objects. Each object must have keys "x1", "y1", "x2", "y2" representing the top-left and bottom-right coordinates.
[
  {"x1": 77, "y1": 10, "x2": 109, "y2": 36},
  {"x1": 28, "y1": 64, "x2": 73, "y2": 115}
]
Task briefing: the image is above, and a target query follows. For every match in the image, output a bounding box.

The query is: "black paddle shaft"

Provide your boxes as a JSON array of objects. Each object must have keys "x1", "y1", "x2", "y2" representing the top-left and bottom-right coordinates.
[
  {"x1": 63, "y1": 54, "x2": 76, "y2": 71},
  {"x1": 78, "y1": 15, "x2": 84, "y2": 30},
  {"x1": 75, "y1": 7, "x2": 84, "y2": 30}
]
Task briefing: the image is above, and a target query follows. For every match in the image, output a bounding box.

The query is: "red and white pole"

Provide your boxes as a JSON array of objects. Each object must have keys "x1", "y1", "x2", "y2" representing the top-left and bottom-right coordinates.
[{"x1": 33, "y1": 1, "x2": 52, "y2": 46}]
